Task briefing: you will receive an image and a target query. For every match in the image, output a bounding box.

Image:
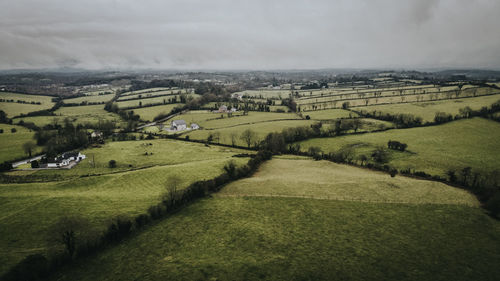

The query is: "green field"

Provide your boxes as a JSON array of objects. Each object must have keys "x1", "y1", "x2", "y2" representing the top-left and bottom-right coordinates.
[
  {"x1": 0, "y1": 124, "x2": 42, "y2": 163},
  {"x1": 303, "y1": 108, "x2": 358, "y2": 120},
  {"x1": 131, "y1": 103, "x2": 185, "y2": 121},
  {"x1": 220, "y1": 158, "x2": 478, "y2": 205},
  {"x1": 46, "y1": 159, "x2": 499, "y2": 281},
  {"x1": 118, "y1": 89, "x2": 191, "y2": 101},
  {"x1": 120, "y1": 87, "x2": 177, "y2": 96},
  {"x1": 186, "y1": 111, "x2": 301, "y2": 129},
  {"x1": 299, "y1": 118, "x2": 500, "y2": 177},
  {"x1": 63, "y1": 94, "x2": 115, "y2": 104},
  {"x1": 184, "y1": 119, "x2": 315, "y2": 147},
  {"x1": 355, "y1": 94, "x2": 500, "y2": 122},
  {"x1": 0, "y1": 92, "x2": 55, "y2": 117},
  {"x1": 0, "y1": 139, "x2": 249, "y2": 275},
  {"x1": 15, "y1": 104, "x2": 123, "y2": 127}
]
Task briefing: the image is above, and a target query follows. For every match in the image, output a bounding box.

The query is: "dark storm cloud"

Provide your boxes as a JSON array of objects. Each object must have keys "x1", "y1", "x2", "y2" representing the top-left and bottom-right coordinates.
[{"x1": 0, "y1": 0, "x2": 499, "y2": 70}]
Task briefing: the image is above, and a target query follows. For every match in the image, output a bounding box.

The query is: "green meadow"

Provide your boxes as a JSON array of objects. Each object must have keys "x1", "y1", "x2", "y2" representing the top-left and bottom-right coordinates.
[
  {"x1": 46, "y1": 159, "x2": 499, "y2": 281},
  {"x1": 0, "y1": 124, "x2": 42, "y2": 163},
  {"x1": 0, "y1": 139, "x2": 249, "y2": 275},
  {"x1": 63, "y1": 94, "x2": 115, "y2": 104},
  {"x1": 184, "y1": 119, "x2": 315, "y2": 147},
  {"x1": 131, "y1": 103, "x2": 185, "y2": 121},
  {"x1": 303, "y1": 108, "x2": 358, "y2": 120},
  {"x1": 355, "y1": 94, "x2": 500, "y2": 122},
  {"x1": 220, "y1": 158, "x2": 478, "y2": 205},
  {"x1": 0, "y1": 92, "x2": 55, "y2": 117},
  {"x1": 299, "y1": 118, "x2": 500, "y2": 177},
  {"x1": 16, "y1": 105, "x2": 123, "y2": 127}
]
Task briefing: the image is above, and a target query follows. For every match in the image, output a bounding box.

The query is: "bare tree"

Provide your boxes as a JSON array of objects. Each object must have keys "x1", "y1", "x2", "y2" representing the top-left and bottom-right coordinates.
[
  {"x1": 48, "y1": 216, "x2": 90, "y2": 258},
  {"x1": 240, "y1": 129, "x2": 257, "y2": 148},
  {"x1": 22, "y1": 141, "x2": 37, "y2": 157},
  {"x1": 230, "y1": 132, "x2": 237, "y2": 147}
]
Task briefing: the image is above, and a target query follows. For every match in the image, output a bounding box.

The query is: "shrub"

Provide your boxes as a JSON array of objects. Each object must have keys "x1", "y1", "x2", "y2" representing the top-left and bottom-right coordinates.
[
  {"x1": 485, "y1": 192, "x2": 500, "y2": 217},
  {"x1": 30, "y1": 160, "x2": 39, "y2": 168},
  {"x1": 108, "y1": 160, "x2": 117, "y2": 168},
  {"x1": 11, "y1": 128, "x2": 17, "y2": 133},
  {"x1": 2, "y1": 254, "x2": 49, "y2": 281},
  {"x1": 390, "y1": 169, "x2": 398, "y2": 177}
]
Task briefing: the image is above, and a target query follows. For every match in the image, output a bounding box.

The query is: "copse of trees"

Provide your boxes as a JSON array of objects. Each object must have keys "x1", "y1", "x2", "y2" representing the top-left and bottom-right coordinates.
[
  {"x1": 34, "y1": 119, "x2": 89, "y2": 158},
  {"x1": 387, "y1": 140, "x2": 408, "y2": 152}
]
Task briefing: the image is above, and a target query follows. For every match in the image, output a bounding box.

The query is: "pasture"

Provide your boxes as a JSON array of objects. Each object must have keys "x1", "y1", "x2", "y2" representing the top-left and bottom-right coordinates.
[
  {"x1": 355, "y1": 94, "x2": 500, "y2": 122},
  {"x1": 118, "y1": 89, "x2": 192, "y2": 100},
  {"x1": 131, "y1": 103, "x2": 184, "y2": 122},
  {"x1": 303, "y1": 108, "x2": 358, "y2": 120},
  {"x1": 15, "y1": 104, "x2": 123, "y2": 127},
  {"x1": 220, "y1": 158, "x2": 478, "y2": 205},
  {"x1": 0, "y1": 92, "x2": 55, "y2": 117},
  {"x1": 184, "y1": 119, "x2": 315, "y2": 147},
  {"x1": 46, "y1": 185, "x2": 499, "y2": 280},
  {"x1": 0, "y1": 124, "x2": 42, "y2": 163},
  {"x1": 63, "y1": 94, "x2": 115, "y2": 104},
  {"x1": 295, "y1": 85, "x2": 497, "y2": 111},
  {"x1": 299, "y1": 118, "x2": 500, "y2": 177},
  {"x1": 115, "y1": 93, "x2": 198, "y2": 109},
  {"x1": 0, "y1": 139, "x2": 249, "y2": 275}
]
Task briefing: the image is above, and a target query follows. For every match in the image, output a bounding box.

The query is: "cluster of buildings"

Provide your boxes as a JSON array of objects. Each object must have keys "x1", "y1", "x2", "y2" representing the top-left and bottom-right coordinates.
[
  {"x1": 214, "y1": 105, "x2": 238, "y2": 113},
  {"x1": 46, "y1": 152, "x2": 86, "y2": 168},
  {"x1": 168, "y1": 120, "x2": 199, "y2": 132}
]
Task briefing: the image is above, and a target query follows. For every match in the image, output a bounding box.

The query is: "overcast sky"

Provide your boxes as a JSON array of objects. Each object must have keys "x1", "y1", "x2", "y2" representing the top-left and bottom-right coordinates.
[{"x1": 1, "y1": 0, "x2": 499, "y2": 70}]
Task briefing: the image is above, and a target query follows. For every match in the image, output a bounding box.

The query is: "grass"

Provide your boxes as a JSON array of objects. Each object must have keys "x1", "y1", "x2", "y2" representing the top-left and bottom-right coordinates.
[
  {"x1": 118, "y1": 89, "x2": 191, "y2": 100},
  {"x1": 63, "y1": 94, "x2": 114, "y2": 104},
  {"x1": 15, "y1": 104, "x2": 123, "y2": 127},
  {"x1": 193, "y1": 111, "x2": 301, "y2": 129},
  {"x1": 220, "y1": 158, "x2": 478, "y2": 205},
  {"x1": 303, "y1": 108, "x2": 358, "y2": 120},
  {"x1": 296, "y1": 86, "x2": 497, "y2": 111},
  {"x1": 131, "y1": 103, "x2": 185, "y2": 122},
  {"x1": 299, "y1": 118, "x2": 500, "y2": 177},
  {"x1": 46, "y1": 197, "x2": 500, "y2": 280},
  {"x1": 0, "y1": 124, "x2": 42, "y2": 163},
  {"x1": 0, "y1": 92, "x2": 55, "y2": 117},
  {"x1": 356, "y1": 94, "x2": 500, "y2": 122},
  {"x1": 0, "y1": 139, "x2": 250, "y2": 275},
  {"x1": 184, "y1": 119, "x2": 315, "y2": 147}
]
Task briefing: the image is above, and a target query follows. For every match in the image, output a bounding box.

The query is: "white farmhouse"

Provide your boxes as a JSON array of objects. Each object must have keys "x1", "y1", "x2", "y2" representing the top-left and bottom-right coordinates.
[
  {"x1": 191, "y1": 123, "x2": 200, "y2": 130},
  {"x1": 171, "y1": 120, "x2": 187, "y2": 131}
]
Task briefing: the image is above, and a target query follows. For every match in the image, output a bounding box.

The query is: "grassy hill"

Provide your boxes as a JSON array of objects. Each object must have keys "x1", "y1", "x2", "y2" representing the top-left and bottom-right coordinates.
[
  {"x1": 0, "y1": 124, "x2": 42, "y2": 163},
  {"x1": 0, "y1": 92, "x2": 55, "y2": 117},
  {"x1": 299, "y1": 118, "x2": 500, "y2": 177},
  {"x1": 46, "y1": 158, "x2": 500, "y2": 281},
  {"x1": 355, "y1": 95, "x2": 500, "y2": 122},
  {"x1": 0, "y1": 139, "x2": 249, "y2": 275}
]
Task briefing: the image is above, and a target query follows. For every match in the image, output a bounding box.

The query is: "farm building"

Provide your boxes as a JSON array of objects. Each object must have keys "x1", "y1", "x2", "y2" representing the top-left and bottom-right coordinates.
[
  {"x1": 191, "y1": 123, "x2": 200, "y2": 130},
  {"x1": 171, "y1": 120, "x2": 187, "y2": 131},
  {"x1": 47, "y1": 152, "x2": 86, "y2": 168},
  {"x1": 218, "y1": 105, "x2": 228, "y2": 113}
]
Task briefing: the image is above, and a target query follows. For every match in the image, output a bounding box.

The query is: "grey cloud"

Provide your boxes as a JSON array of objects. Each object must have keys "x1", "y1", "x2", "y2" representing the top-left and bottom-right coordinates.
[{"x1": 0, "y1": 0, "x2": 499, "y2": 70}]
